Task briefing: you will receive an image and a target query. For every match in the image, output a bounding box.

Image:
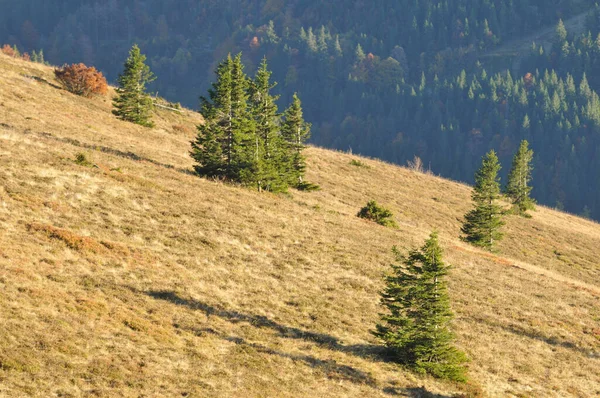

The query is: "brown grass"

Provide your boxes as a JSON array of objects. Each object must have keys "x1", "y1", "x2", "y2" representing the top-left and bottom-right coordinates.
[{"x1": 0, "y1": 53, "x2": 599, "y2": 397}]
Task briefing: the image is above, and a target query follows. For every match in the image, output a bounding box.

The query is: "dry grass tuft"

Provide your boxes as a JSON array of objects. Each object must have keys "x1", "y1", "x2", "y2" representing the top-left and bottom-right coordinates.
[{"x1": 27, "y1": 223, "x2": 107, "y2": 253}]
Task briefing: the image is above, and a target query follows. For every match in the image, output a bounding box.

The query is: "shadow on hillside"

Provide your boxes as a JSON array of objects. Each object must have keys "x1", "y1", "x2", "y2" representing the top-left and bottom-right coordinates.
[
  {"x1": 35, "y1": 131, "x2": 195, "y2": 176},
  {"x1": 195, "y1": 326, "x2": 378, "y2": 387},
  {"x1": 385, "y1": 387, "x2": 456, "y2": 397},
  {"x1": 473, "y1": 316, "x2": 594, "y2": 356},
  {"x1": 146, "y1": 290, "x2": 385, "y2": 360},
  {"x1": 145, "y1": 289, "x2": 458, "y2": 397},
  {"x1": 191, "y1": 327, "x2": 455, "y2": 396},
  {"x1": 23, "y1": 74, "x2": 63, "y2": 90}
]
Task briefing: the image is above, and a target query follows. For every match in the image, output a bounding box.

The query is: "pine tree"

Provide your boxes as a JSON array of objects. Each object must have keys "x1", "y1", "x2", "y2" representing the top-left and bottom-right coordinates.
[
  {"x1": 250, "y1": 57, "x2": 287, "y2": 192},
  {"x1": 112, "y1": 44, "x2": 156, "y2": 127},
  {"x1": 373, "y1": 232, "x2": 467, "y2": 382},
  {"x1": 556, "y1": 19, "x2": 567, "y2": 43},
  {"x1": 505, "y1": 140, "x2": 535, "y2": 216},
  {"x1": 461, "y1": 150, "x2": 504, "y2": 251},
  {"x1": 191, "y1": 54, "x2": 254, "y2": 182},
  {"x1": 190, "y1": 55, "x2": 230, "y2": 178},
  {"x1": 229, "y1": 53, "x2": 256, "y2": 183},
  {"x1": 281, "y1": 93, "x2": 311, "y2": 187}
]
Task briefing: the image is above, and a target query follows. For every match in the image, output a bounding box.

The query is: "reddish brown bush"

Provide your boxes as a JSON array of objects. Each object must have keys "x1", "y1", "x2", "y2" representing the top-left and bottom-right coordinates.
[
  {"x1": 54, "y1": 63, "x2": 108, "y2": 97},
  {"x1": 1, "y1": 44, "x2": 17, "y2": 57}
]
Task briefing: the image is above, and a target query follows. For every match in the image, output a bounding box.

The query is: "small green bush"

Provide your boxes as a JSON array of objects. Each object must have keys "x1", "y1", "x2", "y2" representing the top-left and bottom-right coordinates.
[
  {"x1": 74, "y1": 152, "x2": 93, "y2": 167},
  {"x1": 357, "y1": 200, "x2": 397, "y2": 227},
  {"x1": 350, "y1": 159, "x2": 370, "y2": 168}
]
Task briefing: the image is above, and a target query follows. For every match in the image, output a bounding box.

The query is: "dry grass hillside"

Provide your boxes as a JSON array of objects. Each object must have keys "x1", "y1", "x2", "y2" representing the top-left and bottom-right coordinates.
[{"x1": 0, "y1": 53, "x2": 599, "y2": 398}]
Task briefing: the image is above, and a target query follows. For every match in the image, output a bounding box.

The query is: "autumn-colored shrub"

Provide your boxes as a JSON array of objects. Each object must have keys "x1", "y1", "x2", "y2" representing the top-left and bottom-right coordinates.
[
  {"x1": 1, "y1": 44, "x2": 17, "y2": 57},
  {"x1": 54, "y1": 63, "x2": 108, "y2": 97}
]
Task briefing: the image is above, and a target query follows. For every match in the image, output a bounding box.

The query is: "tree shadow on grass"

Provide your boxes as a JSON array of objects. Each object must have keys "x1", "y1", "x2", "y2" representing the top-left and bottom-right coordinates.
[
  {"x1": 195, "y1": 326, "x2": 377, "y2": 387},
  {"x1": 146, "y1": 289, "x2": 459, "y2": 397},
  {"x1": 146, "y1": 289, "x2": 384, "y2": 360},
  {"x1": 473, "y1": 316, "x2": 596, "y2": 357},
  {"x1": 33, "y1": 130, "x2": 195, "y2": 176},
  {"x1": 385, "y1": 387, "x2": 456, "y2": 397}
]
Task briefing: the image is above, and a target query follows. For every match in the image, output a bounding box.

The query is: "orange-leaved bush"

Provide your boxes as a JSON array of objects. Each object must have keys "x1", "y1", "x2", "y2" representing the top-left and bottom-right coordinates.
[
  {"x1": 54, "y1": 63, "x2": 108, "y2": 97},
  {"x1": 1, "y1": 44, "x2": 18, "y2": 57}
]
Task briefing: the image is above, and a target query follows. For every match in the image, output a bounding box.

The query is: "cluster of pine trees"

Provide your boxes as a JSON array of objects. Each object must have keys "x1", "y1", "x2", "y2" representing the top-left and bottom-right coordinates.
[
  {"x1": 462, "y1": 141, "x2": 535, "y2": 251},
  {"x1": 109, "y1": 46, "x2": 313, "y2": 193},
  {"x1": 191, "y1": 54, "x2": 312, "y2": 192},
  {"x1": 373, "y1": 140, "x2": 535, "y2": 382}
]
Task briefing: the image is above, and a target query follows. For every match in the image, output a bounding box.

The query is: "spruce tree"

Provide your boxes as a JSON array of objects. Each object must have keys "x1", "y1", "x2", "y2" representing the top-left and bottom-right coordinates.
[
  {"x1": 461, "y1": 150, "x2": 504, "y2": 251},
  {"x1": 505, "y1": 140, "x2": 535, "y2": 216},
  {"x1": 229, "y1": 53, "x2": 256, "y2": 184},
  {"x1": 191, "y1": 55, "x2": 232, "y2": 178},
  {"x1": 112, "y1": 44, "x2": 156, "y2": 127},
  {"x1": 281, "y1": 93, "x2": 311, "y2": 187},
  {"x1": 249, "y1": 57, "x2": 287, "y2": 192},
  {"x1": 191, "y1": 54, "x2": 255, "y2": 184},
  {"x1": 373, "y1": 232, "x2": 467, "y2": 382}
]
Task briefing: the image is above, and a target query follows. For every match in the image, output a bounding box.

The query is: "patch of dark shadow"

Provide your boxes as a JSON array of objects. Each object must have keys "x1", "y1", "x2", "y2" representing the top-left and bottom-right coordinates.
[
  {"x1": 383, "y1": 386, "x2": 456, "y2": 397},
  {"x1": 35, "y1": 131, "x2": 195, "y2": 176},
  {"x1": 0, "y1": 122, "x2": 13, "y2": 129},
  {"x1": 472, "y1": 316, "x2": 593, "y2": 356},
  {"x1": 22, "y1": 74, "x2": 62, "y2": 90},
  {"x1": 146, "y1": 290, "x2": 384, "y2": 360},
  {"x1": 191, "y1": 327, "x2": 377, "y2": 387}
]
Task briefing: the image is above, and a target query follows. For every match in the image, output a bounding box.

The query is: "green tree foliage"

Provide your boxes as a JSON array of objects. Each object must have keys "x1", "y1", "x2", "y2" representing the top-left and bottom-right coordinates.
[
  {"x1": 191, "y1": 54, "x2": 311, "y2": 192},
  {"x1": 281, "y1": 93, "x2": 312, "y2": 188},
  {"x1": 462, "y1": 150, "x2": 504, "y2": 251},
  {"x1": 357, "y1": 200, "x2": 397, "y2": 227},
  {"x1": 556, "y1": 19, "x2": 568, "y2": 43},
  {"x1": 250, "y1": 57, "x2": 286, "y2": 192},
  {"x1": 112, "y1": 45, "x2": 156, "y2": 127},
  {"x1": 505, "y1": 140, "x2": 535, "y2": 216},
  {"x1": 373, "y1": 232, "x2": 467, "y2": 382}
]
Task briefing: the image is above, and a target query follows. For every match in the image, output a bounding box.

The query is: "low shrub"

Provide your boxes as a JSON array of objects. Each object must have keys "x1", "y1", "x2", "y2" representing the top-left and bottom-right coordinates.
[
  {"x1": 350, "y1": 159, "x2": 370, "y2": 168},
  {"x1": 74, "y1": 152, "x2": 93, "y2": 167},
  {"x1": 54, "y1": 63, "x2": 108, "y2": 97},
  {"x1": 357, "y1": 200, "x2": 397, "y2": 227}
]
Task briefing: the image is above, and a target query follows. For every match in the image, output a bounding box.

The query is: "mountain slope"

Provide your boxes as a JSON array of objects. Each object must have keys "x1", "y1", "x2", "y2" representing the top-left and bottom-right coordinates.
[{"x1": 1, "y1": 54, "x2": 599, "y2": 397}]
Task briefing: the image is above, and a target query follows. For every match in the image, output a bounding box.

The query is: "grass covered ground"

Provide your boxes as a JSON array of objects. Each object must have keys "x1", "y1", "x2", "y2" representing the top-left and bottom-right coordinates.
[{"x1": 0, "y1": 53, "x2": 599, "y2": 397}]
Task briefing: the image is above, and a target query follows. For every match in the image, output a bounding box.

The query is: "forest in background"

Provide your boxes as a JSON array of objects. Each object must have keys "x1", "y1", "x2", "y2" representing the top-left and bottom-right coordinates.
[{"x1": 2, "y1": 0, "x2": 600, "y2": 219}]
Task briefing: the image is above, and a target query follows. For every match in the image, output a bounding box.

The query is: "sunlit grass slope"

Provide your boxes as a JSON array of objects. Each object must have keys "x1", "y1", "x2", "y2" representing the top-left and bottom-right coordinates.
[{"x1": 0, "y1": 53, "x2": 599, "y2": 397}]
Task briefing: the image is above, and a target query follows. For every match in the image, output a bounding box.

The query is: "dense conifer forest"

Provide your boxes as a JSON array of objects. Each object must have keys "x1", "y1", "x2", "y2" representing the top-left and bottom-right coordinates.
[{"x1": 2, "y1": 0, "x2": 600, "y2": 218}]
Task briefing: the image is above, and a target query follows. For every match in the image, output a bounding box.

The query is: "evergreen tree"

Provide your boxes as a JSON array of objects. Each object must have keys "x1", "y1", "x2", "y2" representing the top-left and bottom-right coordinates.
[
  {"x1": 461, "y1": 150, "x2": 505, "y2": 251},
  {"x1": 505, "y1": 140, "x2": 536, "y2": 216},
  {"x1": 556, "y1": 19, "x2": 568, "y2": 43},
  {"x1": 281, "y1": 93, "x2": 311, "y2": 187},
  {"x1": 229, "y1": 53, "x2": 256, "y2": 183},
  {"x1": 191, "y1": 54, "x2": 255, "y2": 183},
  {"x1": 112, "y1": 44, "x2": 156, "y2": 127},
  {"x1": 373, "y1": 232, "x2": 467, "y2": 382},
  {"x1": 191, "y1": 55, "x2": 232, "y2": 178},
  {"x1": 250, "y1": 57, "x2": 287, "y2": 192}
]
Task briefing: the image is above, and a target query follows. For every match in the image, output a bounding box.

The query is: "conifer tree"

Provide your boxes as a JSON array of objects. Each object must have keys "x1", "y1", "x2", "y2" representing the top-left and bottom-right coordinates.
[
  {"x1": 249, "y1": 57, "x2": 286, "y2": 192},
  {"x1": 229, "y1": 53, "x2": 256, "y2": 183},
  {"x1": 191, "y1": 54, "x2": 255, "y2": 184},
  {"x1": 505, "y1": 140, "x2": 535, "y2": 216},
  {"x1": 373, "y1": 232, "x2": 467, "y2": 382},
  {"x1": 281, "y1": 93, "x2": 311, "y2": 187},
  {"x1": 191, "y1": 55, "x2": 232, "y2": 178},
  {"x1": 461, "y1": 150, "x2": 504, "y2": 251},
  {"x1": 112, "y1": 44, "x2": 156, "y2": 127}
]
